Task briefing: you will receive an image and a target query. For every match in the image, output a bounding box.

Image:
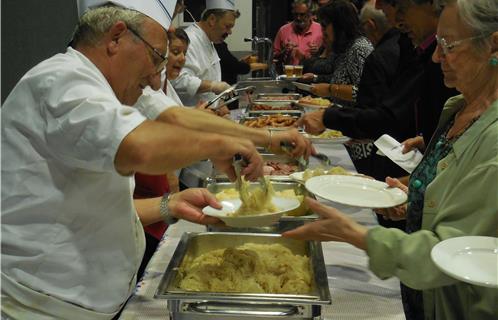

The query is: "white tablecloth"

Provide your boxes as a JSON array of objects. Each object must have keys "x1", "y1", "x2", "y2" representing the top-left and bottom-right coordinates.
[{"x1": 119, "y1": 144, "x2": 405, "y2": 320}]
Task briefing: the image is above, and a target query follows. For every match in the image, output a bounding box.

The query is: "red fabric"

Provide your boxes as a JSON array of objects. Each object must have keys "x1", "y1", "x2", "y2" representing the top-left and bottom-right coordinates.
[{"x1": 134, "y1": 173, "x2": 170, "y2": 240}]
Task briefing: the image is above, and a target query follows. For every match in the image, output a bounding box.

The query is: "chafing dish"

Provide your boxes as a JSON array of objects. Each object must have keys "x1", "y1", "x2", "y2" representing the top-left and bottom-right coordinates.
[
  {"x1": 254, "y1": 93, "x2": 301, "y2": 103},
  {"x1": 205, "y1": 180, "x2": 318, "y2": 233},
  {"x1": 248, "y1": 101, "x2": 303, "y2": 117},
  {"x1": 239, "y1": 115, "x2": 301, "y2": 130},
  {"x1": 155, "y1": 232, "x2": 331, "y2": 320},
  {"x1": 211, "y1": 153, "x2": 305, "y2": 183}
]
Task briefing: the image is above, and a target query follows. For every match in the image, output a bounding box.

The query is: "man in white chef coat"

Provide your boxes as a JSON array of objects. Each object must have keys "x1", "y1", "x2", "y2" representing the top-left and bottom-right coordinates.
[
  {"x1": 172, "y1": 0, "x2": 238, "y2": 106},
  {"x1": 0, "y1": 1, "x2": 264, "y2": 319}
]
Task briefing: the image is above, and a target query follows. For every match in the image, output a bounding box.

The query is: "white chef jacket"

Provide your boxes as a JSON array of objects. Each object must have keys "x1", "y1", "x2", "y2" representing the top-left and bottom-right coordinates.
[
  {"x1": 171, "y1": 23, "x2": 221, "y2": 106},
  {"x1": 134, "y1": 84, "x2": 181, "y2": 119},
  {"x1": 166, "y1": 79, "x2": 184, "y2": 107},
  {"x1": 1, "y1": 47, "x2": 147, "y2": 319}
]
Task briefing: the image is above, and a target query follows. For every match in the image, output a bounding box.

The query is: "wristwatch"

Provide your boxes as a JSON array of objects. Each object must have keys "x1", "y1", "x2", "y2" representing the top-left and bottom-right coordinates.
[{"x1": 159, "y1": 193, "x2": 178, "y2": 225}]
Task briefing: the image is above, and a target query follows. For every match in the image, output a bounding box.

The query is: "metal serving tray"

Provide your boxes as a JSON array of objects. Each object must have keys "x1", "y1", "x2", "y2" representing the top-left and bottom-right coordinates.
[
  {"x1": 254, "y1": 93, "x2": 301, "y2": 103},
  {"x1": 239, "y1": 115, "x2": 301, "y2": 130},
  {"x1": 248, "y1": 101, "x2": 303, "y2": 116},
  {"x1": 211, "y1": 153, "x2": 305, "y2": 182},
  {"x1": 205, "y1": 180, "x2": 318, "y2": 233},
  {"x1": 155, "y1": 232, "x2": 331, "y2": 320}
]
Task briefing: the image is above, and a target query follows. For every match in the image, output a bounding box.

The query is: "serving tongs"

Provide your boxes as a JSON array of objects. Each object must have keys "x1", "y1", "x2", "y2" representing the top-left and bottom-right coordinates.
[
  {"x1": 206, "y1": 85, "x2": 237, "y2": 110},
  {"x1": 207, "y1": 85, "x2": 256, "y2": 110},
  {"x1": 233, "y1": 154, "x2": 270, "y2": 200},
  {"x1": 280, "y1": 141, "x2": 332, "y2": 167}
]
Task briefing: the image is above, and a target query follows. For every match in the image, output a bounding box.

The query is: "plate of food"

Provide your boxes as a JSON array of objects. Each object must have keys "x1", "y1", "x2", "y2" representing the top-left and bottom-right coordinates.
[
  {"x1": 297, "y1": 96, "x2": 332, "y2": 108},
  {"x1": 203, "y1": 196, "x2": 301, "y2": 227},
  {"x1": 303, "y1": 129, "x2": 350, "y2": 144},
  {"x1": 305, "y1": 175, "x2": 407, "y2": 208},
  {"x1": 431, "y1": 236, "x2": 498, "y2": 288}
]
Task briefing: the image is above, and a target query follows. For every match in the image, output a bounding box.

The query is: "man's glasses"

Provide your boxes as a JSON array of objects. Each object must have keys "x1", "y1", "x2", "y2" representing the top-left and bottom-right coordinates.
[
  {"x1": 435, "y1": 34, "x2": 489, "y2": 56},
  {"x1": 128, "y1": 27, "x2": 168, "y2": 72}
]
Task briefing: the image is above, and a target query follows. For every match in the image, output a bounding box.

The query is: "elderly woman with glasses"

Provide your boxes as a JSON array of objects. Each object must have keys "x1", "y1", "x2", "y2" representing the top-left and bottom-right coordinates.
[{"x1": 284, "y1": 0, "x2": 498, "y2": 319}]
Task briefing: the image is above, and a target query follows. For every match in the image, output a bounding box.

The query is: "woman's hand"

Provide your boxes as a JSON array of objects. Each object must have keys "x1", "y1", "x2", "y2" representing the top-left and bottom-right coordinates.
[
  {"x1": 300, "y1": 73, "x2": 316, "y2": 83},
  {"x1": 282, "y1": 198, "x2": 368, "y2": 250},
  {"x1": 295, "y1": 110, "x2": 326, "y2": 135},
  {"x1": 373, "y1": 177, "x2": 408, "y2": 221},
  {"x1": 402, "y1": 136, "x2": 425, "y2": 153}
]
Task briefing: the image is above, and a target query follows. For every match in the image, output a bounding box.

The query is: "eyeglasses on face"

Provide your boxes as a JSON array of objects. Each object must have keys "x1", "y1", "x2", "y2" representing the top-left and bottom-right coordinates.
[
  {"x1": 128, "y1": 26, "x2": 168, "y2": 72},
  {"x1": 435, "y1": 34, "x2": 489, "y2": 56}
]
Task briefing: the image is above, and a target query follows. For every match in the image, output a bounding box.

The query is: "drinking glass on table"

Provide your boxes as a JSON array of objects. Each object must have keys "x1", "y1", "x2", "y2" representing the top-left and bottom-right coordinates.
[
  {"x1": 284, "y1": 65, "x2": 295, "y2": 77},
  {"x1": 294, "y1": 65, "x2": 304, "y2": 77}
]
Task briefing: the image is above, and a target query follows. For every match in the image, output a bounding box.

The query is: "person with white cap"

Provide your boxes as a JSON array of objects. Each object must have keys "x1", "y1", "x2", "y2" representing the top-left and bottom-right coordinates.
[
  {"x1": 0, "y1": 1, "x2": 266, "y2": 319},
  {"x1": 171, "y1": 0, "x2": 239, "y2": 106}
]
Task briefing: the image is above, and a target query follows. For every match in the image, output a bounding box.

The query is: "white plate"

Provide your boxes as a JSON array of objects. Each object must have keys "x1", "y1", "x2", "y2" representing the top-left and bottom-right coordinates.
[
  {"x1": 305, "y1": 175, "x2": 407, "y2": 208},
  {"x1": 431, "y1": 236, "x2": 498, "y2": 288},
  {"x1": 292, "y1": 81, "x2": 313, "y2": 92},
  {"x1": 268, "y1": 175, "x2": 292, "y2": 181},
  {"x1": 289, "y1": 171, "x2": 306, "y2": 183},
  {"x1": 303, "y1": 132, "x2": 350, "y2": 144},
  {"x1": 277, "y1": 75, "x2": 300, "y2": 81},
  {"x1": 290, "y1": 170, "x2": 355, "y2": 183},
  {"x1": 202, "y1": 196, "x2": 301, "y2": 227}
]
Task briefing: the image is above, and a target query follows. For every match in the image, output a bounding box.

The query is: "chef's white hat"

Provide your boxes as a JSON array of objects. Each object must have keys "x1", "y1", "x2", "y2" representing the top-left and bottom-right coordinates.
[
  {"x1": 77, "y1": 0, "x2": 176, "y2": 30},
  {"x1": 205, "y1": 0, "x2": 236, "y2": 11}
]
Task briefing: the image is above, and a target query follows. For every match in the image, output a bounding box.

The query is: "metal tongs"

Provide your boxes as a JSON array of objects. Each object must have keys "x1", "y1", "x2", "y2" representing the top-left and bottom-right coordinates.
[
  {"x1": 206, "y1": 85, "x2": 256, "y2": 110},
  {"x1": 233, "y1": 154, "x2": 270, "y2": 197},
  {"x1": 280, "y1": 141, "x2": 332, "y2": 167}
]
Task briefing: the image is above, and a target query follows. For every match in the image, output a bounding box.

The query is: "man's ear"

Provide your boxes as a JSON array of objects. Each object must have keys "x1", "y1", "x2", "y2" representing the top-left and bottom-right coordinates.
[
  {"x1": 107, "y1": 21, "x2": 128, "y2": 55},
  {"x1": 207, "y1": 14, "x2": 217, "y2": 28}
]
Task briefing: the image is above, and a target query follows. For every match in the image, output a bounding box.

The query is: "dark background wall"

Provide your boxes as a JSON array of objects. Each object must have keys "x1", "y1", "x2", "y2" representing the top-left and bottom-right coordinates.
[{"x1": 1, "y1": 0, "x2": 78, "y2": 103}]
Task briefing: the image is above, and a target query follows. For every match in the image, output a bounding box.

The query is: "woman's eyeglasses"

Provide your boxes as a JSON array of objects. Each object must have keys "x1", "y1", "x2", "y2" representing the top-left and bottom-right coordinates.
[{"x1": 435, "y1": 34, "x2": 489, "y2": 56}]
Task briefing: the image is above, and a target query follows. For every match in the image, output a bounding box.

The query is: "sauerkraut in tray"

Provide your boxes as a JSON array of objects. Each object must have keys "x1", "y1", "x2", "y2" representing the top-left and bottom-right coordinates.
[{"x1": 178, "y1": 243, "x2": 311, "y2": 294}]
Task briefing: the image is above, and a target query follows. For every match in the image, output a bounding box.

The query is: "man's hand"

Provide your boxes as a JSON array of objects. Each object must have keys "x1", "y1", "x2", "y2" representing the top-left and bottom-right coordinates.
[
  {"x1": 308, "y1": 42, "x2": 319, "y2": 56},
  {"x1": 210, "y1": 81, "x2": 231, "y2": 94},
  {"x1": 310, "y1": 83, "x2": 331, "y2": 97},
  {"x1": 295, "y1": 110, "x2": 326, "y2": 135},
  {"x1": 215, "y1": 105, "x2": 230, "y2": 117},
  {"x1": 168, "y1": 188, "x2": 222, "y2": 225},
  {"x1": 373, "y1": 177, "x2": 408, "y2": 221},
  {"x1": 270, "y1": 128, "x2": 313, "y2": 160},
  {"x1": 249, "y1": 62, "x2": 268, "y2": 71},
  {"x1": 210, "y1": 136, "x2": 263, "y2": 182},
  {"x1": 282, "y1": 198, "x2": 368, "y2": 250}
]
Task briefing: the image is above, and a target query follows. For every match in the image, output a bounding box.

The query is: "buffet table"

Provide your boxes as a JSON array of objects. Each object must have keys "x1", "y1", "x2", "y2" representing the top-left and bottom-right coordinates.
[{"x1": 119, "y1": 143, "x2": 405, "y2": 320}]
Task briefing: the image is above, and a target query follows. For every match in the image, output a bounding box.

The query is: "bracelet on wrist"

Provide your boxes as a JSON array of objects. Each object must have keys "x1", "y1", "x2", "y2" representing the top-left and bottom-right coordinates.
[{"x1": 159, "y1": 193, "x2": 178, "y2": 225}]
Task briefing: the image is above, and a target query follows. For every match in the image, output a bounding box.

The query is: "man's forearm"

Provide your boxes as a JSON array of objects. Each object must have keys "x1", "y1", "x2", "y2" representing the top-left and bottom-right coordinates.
[
  {"x1": 115, "y1": 120, "x2": 232, "y2": 175},
  {"x1": 157, "y1": 107, "x2": 270, "y2": 147},
  {"x1": 134, "y1": 197, "x2": 162, "y2": 226},
  {"x1": 197, "y1": 80, "x2": 214, "y2": 94}
]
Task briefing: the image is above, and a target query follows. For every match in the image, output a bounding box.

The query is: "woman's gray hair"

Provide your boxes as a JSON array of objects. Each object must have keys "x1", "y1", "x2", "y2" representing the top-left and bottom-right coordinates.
[
  {"x1": 434, "y1": 0, "x2": 498, "y2": 48},
  {"x1": 71, "y1": 5, "x2": 147, "y2": 47}
]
